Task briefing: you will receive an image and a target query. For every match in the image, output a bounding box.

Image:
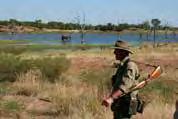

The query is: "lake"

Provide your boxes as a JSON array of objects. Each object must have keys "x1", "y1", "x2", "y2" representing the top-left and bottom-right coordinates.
[{"x1": 0, "y1": 32, "x2": 177, "y2": 45}]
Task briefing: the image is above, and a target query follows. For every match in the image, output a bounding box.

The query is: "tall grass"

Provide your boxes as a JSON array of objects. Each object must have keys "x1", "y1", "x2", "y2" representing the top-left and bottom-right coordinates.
[
  {"x1": 0, "y1": 100, "x2": 23, "y2": 112},
  {"x1": 140, "y1": 79, "x2": 178, "y2": 103},
  {"x1": 12, "y1": 66, "x2": 177, "y2": 119},
  {"x1": 12, "y1": 69, "x2": 113, "y2": 119},
  {"x1": 0, "y1": 53, "x2": 70, "y2": 82},
  {"x1": 0, "y1": 46, "x2": 27, "y2": 55},
  {"x1": 0, "y1": 53, "x2": 30, "y2": 82},
  {"x1": 32, "y1": 56, "x2": 71, "y2": 82},
  {"x1": 13, "y1": 69, "x2": 43, "y2": 96},
  {"x1": 135, "y1": 101, "x2": 175, "y2": 119},
  {"x1": 0, "y1": 43, "x2": 177, "y2": 118},
  {"x1": 79, "y1": 67, "x2": 113, "y2": 97}
]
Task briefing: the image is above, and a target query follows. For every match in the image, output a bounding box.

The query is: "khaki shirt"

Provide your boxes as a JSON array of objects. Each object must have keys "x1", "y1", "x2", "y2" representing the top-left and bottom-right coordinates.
[{"x1": 112, "y1": 56, "x2": 139, "y2": 99}]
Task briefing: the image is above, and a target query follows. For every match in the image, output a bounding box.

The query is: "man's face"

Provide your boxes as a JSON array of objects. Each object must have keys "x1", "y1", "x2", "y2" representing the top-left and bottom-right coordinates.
[{"x1": 114, "y1": 49, "x2": 126, "y2": 60}]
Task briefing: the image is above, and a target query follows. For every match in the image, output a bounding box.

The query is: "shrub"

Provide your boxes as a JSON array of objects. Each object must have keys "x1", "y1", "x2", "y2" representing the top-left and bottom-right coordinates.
[
  {"x1": 79, "y1": 67, "x2": 113, "y2": 96},
  {"x1": 0, "y1": 85, "x2": 11, "y2": 95},
  {"x1": 0, "y1": 46, "x2": 27, "y2": 55},
  {"x1": 0, "y1": 53, "x2": 71, "y2": 82},
  {"x1": 0, "y1": 53, "x2": 31, "y2": 82},
  {"x1": 14, "y1": 69, "x2": 43, "y2": 96},
  {"x1": 140, "y1": 79, "x2": 178, "y2": 103},
  {"x1": 32, "y1": 57, "x2": 71, "y2": 82},
  {"x1": 0, "y1": 100, "x2": 22, "y2": 112}
]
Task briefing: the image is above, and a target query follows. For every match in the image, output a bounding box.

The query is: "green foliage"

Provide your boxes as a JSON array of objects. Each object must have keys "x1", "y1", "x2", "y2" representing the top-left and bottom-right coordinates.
[
  {"x1": 151, "y1": 19, "x2": 161, "y2": 28},
  {"x1": 71, "y1": 44, "x2": 111, "y2": 50},
  {"x1": 0, "y1": 39, "x2": 28, "y2": 44},
  {"x1": 0, "y1": 40, "x2": 29, "y2": 54},
  {"x1": 32, "y1": 57, "x2": 71, "y2": 82},
  {"x1": 139, "y1": 21, "x2": 150, "y2": 30},
  {"x1": 0, "y1": 100, "x2": 22, "y2": 112},
  {"x1": 80, "y1": 68, "x2": 113, "y2": 94},
  {"x1": 151, "y1": 18, "x2": 161, "y2": 47},
  {"x1": 141, "y1": 79, "x2": 178, "y2": 103},
  {"x1": 0, "y1": 18, "x2": 174, "y2": 32},
  {"x1": 26, "y1": 44, "x2": 60, "y2": 51},
  {"x1": 25, "y1": 44, "x2": 111, "y2": 52},
  {"x1": 0, "y1": 87, "x2": 9, "y2": 95},
  {"x1": 0, "y1": 53, "x2": 70, "y2": 82},
  {"x1": 0, "y1": 53, "x2": 31, "y2": 82},
  {"x1": 0, "y1": 46, "x2": 27, "y2": 55},
  {"x1": 0, "y1": 84, "x2": 11, "y2": 95}
]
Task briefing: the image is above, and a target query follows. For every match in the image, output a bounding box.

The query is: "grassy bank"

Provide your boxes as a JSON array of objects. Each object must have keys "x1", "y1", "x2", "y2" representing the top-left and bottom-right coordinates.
[{"x1": 0, "y1": 41, "x2": 112, "y2": 55}]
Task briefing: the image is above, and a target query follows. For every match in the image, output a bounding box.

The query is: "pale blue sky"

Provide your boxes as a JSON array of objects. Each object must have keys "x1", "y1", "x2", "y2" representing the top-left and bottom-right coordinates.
[{"x1": 0, "y1": 0, "x2": 178, "y2": 26}]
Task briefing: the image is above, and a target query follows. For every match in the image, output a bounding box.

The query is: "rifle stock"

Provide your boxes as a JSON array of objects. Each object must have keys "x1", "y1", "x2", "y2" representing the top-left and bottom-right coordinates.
[
  {"x1": 130, "y1": 66, "x2": 162, "y2": 92},
  {"x1": 116, "y1": 66, "x2": 162, "y2": 98}
]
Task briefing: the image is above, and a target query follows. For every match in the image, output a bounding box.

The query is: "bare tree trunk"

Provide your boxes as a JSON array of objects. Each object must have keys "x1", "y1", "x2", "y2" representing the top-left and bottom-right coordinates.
[
  {"x1": 146, "y1": 30, "x2": 149, "y2": 41},
  {"x1": 75, "y1": 12, "x2": 86, "y2": 44},
  {"x1": 165, "y1": 30, "x2": 168, "y2": 39},
  {"x1": 80, "y1": 31, "x2": 85, "y2": 44},
  {"x1": 153, "y1": 28, "x2": 156, "y2": 48}
]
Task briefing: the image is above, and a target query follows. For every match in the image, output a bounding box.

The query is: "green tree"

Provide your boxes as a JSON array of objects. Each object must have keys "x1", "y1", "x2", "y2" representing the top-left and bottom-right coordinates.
[
  {"x1": 9, "y1": 19, "x2": 18, "y2": 26},
  {"x1": 142, "y1": 21, "x2": 150, "y2": 41},
  {"x1": 151, "y1": 19, "x2": 161, "y2": 47},
  {"x1": 35, "y1": 19, "x2": 42, "y2": 29},
  {"x1": 106, "y1": 23, "x2": 114, "y2": 31},
  {"x1": 142, "y1": 21, "x2": 150, "y2": 30}
]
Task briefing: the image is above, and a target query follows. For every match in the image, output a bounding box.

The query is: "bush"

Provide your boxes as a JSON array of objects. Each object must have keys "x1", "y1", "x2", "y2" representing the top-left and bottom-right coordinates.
[
  {"x1": 0, "y1": 100, "x2": 22, "y2": 112},
  {"x1": 0, "y1": 85, "x2": 11, "y2": 95},
  {"x1": 0, "y1": 53, "x2": 31, "y2": 82},
  {"x1": 0, "y1": 53, "x2": 71, "y2": 82},
  {"x1": 0, "y1": 53, "x2": 70, "y2": 82},
  {"x1": 32, "y1": 57, "x2": 71, "y2": 82},
  {"x1": 140, "y1": 79, "x2": 178, "y2": 103},
  {"x1": 0, "y1": 46, "x2": 27, "y2": 55},
  {"x1": 80, "y1": 68, "x2": 113, "y2": 95}
]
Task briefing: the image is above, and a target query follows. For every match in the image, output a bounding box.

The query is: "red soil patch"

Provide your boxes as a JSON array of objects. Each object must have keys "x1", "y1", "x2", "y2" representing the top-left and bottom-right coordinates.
[
  {"x1": 135, "y1": 57, "x2": 178, "y2": 73},
  {"x1": 67, "y1": 55, "x2": 178, "y2": 76},
  {"x1": 67, "y1": 56, "x2": 112, "y2": 74}
]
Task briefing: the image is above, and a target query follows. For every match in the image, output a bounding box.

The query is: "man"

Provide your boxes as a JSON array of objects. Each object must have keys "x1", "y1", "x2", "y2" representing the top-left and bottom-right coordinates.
[
  {"x1": 102, "y1": 40, "x2": 140, "y2": 119},
  {"x1": 174, "y1": 100, "x2": 178, "y2": 119}
]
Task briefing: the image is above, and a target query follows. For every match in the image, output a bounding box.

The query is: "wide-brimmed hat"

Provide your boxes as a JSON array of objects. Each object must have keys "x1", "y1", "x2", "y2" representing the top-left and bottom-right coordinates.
[{"x1": 111, "y1": 40, "x2": 133, "y2": 54}]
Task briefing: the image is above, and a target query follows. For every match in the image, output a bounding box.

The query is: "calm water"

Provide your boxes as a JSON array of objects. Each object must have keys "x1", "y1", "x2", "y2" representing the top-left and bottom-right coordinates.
[{"x1": 0, "y1": 32, "x2": 177, "y2": 45}]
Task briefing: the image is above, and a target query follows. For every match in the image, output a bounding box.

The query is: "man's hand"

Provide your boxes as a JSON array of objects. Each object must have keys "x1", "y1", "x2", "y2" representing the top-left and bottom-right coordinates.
[
  {"x1": 101, "y1": 90, "x2": 123, "y2": 107},
  {"x1": 101, "y1": 96, "x2": 113, "y2": 107}
]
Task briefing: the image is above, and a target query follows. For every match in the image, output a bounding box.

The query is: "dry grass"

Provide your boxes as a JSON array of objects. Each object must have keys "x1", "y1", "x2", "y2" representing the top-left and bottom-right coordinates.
[
  {"x1": 11, "y1": 68, "x2": 177, "y2": 119},
  {"x1": 135, "y1": 101, "x2": 175, "y2": 119},
  {"x1": 11, "y1": 69, "x2": 112, "y2": 118},
  {"x1": 1, "y1": 43, "x2": 178, "y2": 118}
]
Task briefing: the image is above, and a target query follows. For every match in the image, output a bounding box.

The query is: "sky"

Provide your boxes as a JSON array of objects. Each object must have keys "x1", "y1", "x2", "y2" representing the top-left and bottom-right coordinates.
[{"x1": 0, "y1": 0, "x2": 178, "y2": 26}]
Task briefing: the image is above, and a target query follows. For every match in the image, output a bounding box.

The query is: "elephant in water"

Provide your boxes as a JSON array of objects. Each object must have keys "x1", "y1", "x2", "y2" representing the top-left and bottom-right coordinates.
[{"x1": 61, "y1": 35, "x2": 71, "y2": 41}]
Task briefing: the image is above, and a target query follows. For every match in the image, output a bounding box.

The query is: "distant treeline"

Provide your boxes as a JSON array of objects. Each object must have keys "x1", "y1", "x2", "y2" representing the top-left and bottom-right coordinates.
[{"x1": 0, "y1": 19, "x2": 177, "y2": 31}]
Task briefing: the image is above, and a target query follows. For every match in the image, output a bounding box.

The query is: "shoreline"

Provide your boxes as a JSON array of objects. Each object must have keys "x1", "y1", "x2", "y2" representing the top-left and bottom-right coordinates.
[{"x1": 0, "y1": 25, "x2": 178, "y2": 35}]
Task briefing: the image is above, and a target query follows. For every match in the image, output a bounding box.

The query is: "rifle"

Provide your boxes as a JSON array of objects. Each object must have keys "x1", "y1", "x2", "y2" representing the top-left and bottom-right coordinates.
[
  {"x1": 102, "y1": 65, "x2": 162, "y2": 107},
  {"x1": 112, "y1": 65, "x2": 162, "y2": 97},
  {"x1": 129, "y1": 65, "x2": 162, "y2": 92}
]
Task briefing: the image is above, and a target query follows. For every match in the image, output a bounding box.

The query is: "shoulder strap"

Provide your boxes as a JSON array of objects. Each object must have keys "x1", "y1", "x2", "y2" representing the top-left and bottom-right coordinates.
[
  {"x1": 123, "y1": 58, "x2": 130, "y2": 68},
  {"x1": 115, "y1": 58, "x2": 130, "y2": 76}
]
